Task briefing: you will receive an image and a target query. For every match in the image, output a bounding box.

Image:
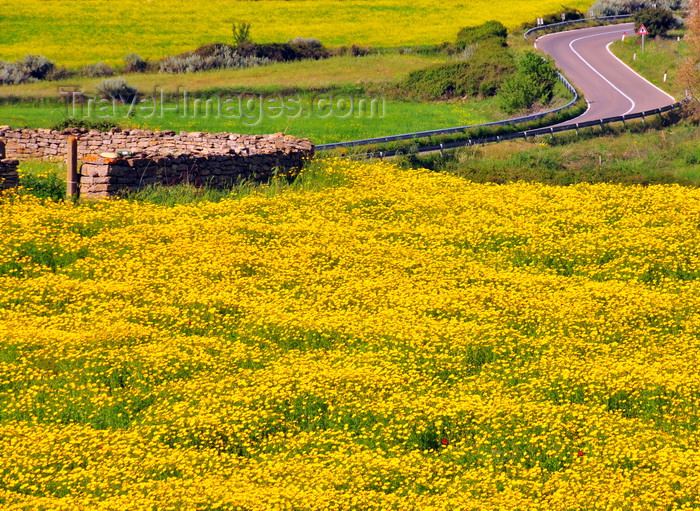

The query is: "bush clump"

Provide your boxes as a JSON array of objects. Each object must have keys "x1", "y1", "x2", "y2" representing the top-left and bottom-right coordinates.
[
  {"x1": 124, "y1": 53, "x2": 148, "y2": 73},
  {"x1": 591, "y1": 0, "x2": 688, "y2": 16},
  {"x1": 234, "y1": 40, "x2": 329, "y2": 61},
  {"x1": 20, "y1": 55, "x2": 56, "y2": 81},
  {"x1": 456, "y1": 21, "x2": 508, "y2": 50},
  {"x1": 498, "y1": 52, "x2": 558, "y2": 113},
  {"x1": 331, "y1": 45, "x2": 373, "y2": 57},
  {"x1": 159, "y1": 45, "x2": 271, "y2": 74},
  {"x1": 0, "y1": 62, "x2": 26, "y2": 85},
  {"x1": 50, "y1": 119, "x2": 123, "y2": 132},
  {"x1": 46, "y1": 66, "x2": 75, "y2": 81},
  {"x1": 402, "y1": 55, "x2": 515, "y2": 99},
  {"x1": 155, "y1": 37, "x2": 330, "y2": 75},
  {"x1": 94, "y1": 77, "x2": 139, "y2": 101},
  {"x1": 400, "y1": 21, "x2": 515, "y2": 99},
  {"x1": 17, "y1": 167, "x2": 65, "y2": 201},
  {"x1": 634, "y1": 7, "x2": 680, "y2": 37},
  {"x1": 80, "y1": 62, "x2": 114, "y2": 78},
  {"x1": 0, "y1": 55, "x2": 55, "y2": 85}
]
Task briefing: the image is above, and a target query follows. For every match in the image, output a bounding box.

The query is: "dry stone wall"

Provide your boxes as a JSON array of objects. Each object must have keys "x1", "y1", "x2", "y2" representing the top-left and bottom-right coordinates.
[
  {"x1": 80, "y1": 150, "x2": 309, "y2": 199},
  {"x1": 0, "y1": 140, "x2": 19, "y2": 191},
  {"x1": 0, "y1": 126, "x2": 313, "y2": 161},
  {"x1": 0, "y1": 126, "x2": 314, "y2": 198},
  {"x1": 0, "y1": 159, "x2": 19, "y2": 191}
]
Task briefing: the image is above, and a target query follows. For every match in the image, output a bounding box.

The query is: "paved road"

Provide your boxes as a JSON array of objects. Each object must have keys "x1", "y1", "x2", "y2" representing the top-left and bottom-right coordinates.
[{"x1": 536, "y1": 23, "x2": 677, "y2": 125}]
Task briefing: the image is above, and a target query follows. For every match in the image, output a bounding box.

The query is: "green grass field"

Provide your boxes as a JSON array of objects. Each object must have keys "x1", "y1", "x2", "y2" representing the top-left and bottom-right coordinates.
[
  {"x1": 0, "y1": 52, "x2": 514, "y2": 144},
  {"x1": 0, "y1": 0, "x2": 590, "y2": 67},
  {"x1": 0, "y1": 96, "x2": 502, "y2": 144}
]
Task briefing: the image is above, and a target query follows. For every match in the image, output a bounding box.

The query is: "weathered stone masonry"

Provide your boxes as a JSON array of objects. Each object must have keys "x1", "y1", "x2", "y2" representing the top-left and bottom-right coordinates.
[
  {"x1": 0, "y1": 140, "x2": 19, "y2": 191},
  {"x1": 0, "y1": 126, "x2": 314, "y2": 198},
  {"x1": 0, "y1": 159, "x2": 19, "y2": 191},
  {"x1": 79, "y1": 150, "x2": 309, "y2": 199}
]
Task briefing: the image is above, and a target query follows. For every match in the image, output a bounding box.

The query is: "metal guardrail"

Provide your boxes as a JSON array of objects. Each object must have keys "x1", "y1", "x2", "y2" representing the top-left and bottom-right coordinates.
[
  {"x1": 523, "y1": 14, "x2": 633, "y2": 40},
  {"x1": 317, "y1": 73, "x2": 579, "y2": 151},
  {"x1": 316, "y1": 15, "x2": 686, "y2": 158},
  {"x1": 334, "y1": 99, "x2": 689, "y2": 160}
]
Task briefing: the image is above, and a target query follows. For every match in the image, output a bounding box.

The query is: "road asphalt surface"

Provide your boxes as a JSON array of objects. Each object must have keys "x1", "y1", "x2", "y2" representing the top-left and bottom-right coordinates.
[{"x1": 536, "y1": 23, "x2": 677, "y2": 125}]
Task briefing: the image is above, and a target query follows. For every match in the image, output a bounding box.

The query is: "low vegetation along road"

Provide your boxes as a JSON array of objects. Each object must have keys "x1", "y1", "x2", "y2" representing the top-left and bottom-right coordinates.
[{"x1": 537, "y1": 22, "x2": 677, "y2": 125}]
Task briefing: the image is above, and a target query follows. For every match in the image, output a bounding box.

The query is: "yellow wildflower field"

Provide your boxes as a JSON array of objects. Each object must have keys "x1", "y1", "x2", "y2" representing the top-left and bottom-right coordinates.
[
  {"x1": 2, "y1": 160, "x2": 700, "y2": 509},
  {"x1": 0, "y1": 0, "x2": 591, "y2": 67}
]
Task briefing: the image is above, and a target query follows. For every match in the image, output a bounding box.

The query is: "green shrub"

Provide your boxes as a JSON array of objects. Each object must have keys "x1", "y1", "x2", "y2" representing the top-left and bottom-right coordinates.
[
  {"x1": 456, "y1": 21, "x2": 507, "y2": 50},
  {"x1": 634, "y1": 7, "x2": 679, "y2": 37},
  {"x1": 517, "y1": 52, "x2": 557, "y2": 102},
  {"x1": 403, "y1": 54, "x2": 515, "y2": 99},
  {"x1": 50, "y1": 119, "x2": 123, "y2": 132},
  {"x1": 499, "y1": 73, "x2": 540, "y2": 113},
  {"x1": 18, "y1": 165, "x2": 65, "y2": 201},
  {"x1": 499, "y1": 52, "x2": 557, "y2": 113},
  {"x1": 232, "y1": 21, "x2": 252, "y2": 45},
  {"x1": 402, "y1": 22, "x2": 515, "y2": 100}
]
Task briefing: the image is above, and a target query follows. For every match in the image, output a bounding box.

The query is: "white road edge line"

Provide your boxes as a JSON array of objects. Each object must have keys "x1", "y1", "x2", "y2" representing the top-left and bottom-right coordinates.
[
  {"x1": 568, "y1": 30, "x2": 636, "y2": 115},
  {"x1": 604, "y1": 41, "x2": 677, "y2": 102}
]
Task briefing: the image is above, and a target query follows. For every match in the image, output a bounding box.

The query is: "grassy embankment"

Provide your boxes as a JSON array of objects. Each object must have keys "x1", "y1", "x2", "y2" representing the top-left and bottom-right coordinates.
[
  {"x1": 609, "y1": 31, "x2": 689, "y2": 100},
  {"x1": 401, "y1": 122, "x2": 699, "y2": 185}
]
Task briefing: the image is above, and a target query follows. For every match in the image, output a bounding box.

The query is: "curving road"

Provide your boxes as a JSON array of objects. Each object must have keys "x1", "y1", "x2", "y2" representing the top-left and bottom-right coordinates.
[
  {"x1": 318, "y1": 22, "x2": 681, "y2": 152},
  {"x1": 536, "y1": 23, "x2": 677, "y2": 125}
]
